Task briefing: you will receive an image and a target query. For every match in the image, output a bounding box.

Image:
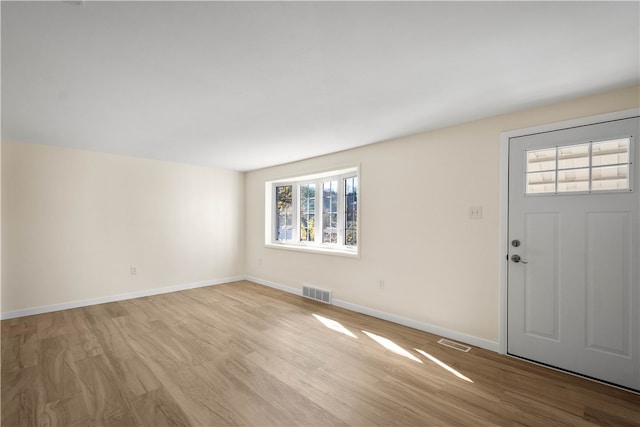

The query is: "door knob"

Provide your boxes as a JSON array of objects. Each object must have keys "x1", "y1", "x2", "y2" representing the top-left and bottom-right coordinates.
[{"x1": 511, "y1": 254, "x2": 528, "y2": 264}]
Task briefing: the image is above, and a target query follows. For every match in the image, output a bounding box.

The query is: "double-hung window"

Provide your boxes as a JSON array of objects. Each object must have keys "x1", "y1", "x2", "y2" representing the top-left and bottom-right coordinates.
[{"x1": 267, "y1": 167, "x2": 359, "y2": 256}]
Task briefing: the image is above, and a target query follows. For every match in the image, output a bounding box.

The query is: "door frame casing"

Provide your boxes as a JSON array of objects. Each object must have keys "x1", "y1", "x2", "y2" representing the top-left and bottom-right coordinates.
[{"x1": 498, "y1": 108, "x2": 640, "y2": 354}]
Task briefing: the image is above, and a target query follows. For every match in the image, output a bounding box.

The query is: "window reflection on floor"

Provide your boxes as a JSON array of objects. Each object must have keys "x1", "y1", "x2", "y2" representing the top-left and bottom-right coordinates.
[
  {"x1": 362, "y1": 330, "x2": 423, "y2": 363},
  {"x1": 415, "y1": 348, "x2": 473, "y2": 383},
  {"x1": 312, "y1": 314, "x2": 358, "y2": 338}
]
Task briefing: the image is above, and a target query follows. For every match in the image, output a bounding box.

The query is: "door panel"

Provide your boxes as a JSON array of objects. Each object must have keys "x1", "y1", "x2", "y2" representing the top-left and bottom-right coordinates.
[
  {"x1": 586, "y1": 211, "x2": 631, "y2": 357},
  {"x1": 508, "y1": 116, "x2": 640, "y2": 391},
  {"x1": 524, "y1": 212, "x2": 560, "y2": 340}
]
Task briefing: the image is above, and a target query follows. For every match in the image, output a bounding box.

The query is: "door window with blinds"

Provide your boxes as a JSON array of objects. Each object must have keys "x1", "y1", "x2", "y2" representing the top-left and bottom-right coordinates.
[{"x1": 525, "y1": 137, "x2": 632, "y2": 194}]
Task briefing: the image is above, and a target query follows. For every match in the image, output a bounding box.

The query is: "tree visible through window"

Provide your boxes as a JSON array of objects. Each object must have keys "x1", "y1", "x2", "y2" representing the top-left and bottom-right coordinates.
[
  {"x1": 323, "y1": 181, "x2": 338, "y2": 243},
  {"x1": 300, "y1": 184, "x2": 316, "y2": 241},
  {"x1": 344, "y1": 176, "x2": 358, "y2": 246},
  {"x1": 276, "y1": 185, "x2": 292, "y2": 241}
]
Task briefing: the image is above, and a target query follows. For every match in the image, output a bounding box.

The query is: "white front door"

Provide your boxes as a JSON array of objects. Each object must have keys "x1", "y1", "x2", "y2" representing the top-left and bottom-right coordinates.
[{"x1": 507, "y1": 116, "x2": 640, "y2": 391}]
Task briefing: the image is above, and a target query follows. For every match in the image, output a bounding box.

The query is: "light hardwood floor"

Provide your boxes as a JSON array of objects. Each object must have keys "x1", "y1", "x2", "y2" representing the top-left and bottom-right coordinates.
[{"x1": 2, "y1": 280, "x2": 639, "y2": 426}]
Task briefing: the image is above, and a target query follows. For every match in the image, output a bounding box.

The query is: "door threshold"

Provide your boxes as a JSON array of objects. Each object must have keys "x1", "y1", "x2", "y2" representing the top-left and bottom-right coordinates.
[{"x1": 506, "y1": 352, "x2": 640, "y2": 395}]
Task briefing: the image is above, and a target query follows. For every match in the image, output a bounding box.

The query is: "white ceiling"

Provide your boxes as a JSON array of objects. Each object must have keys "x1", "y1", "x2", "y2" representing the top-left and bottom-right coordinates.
[{"x1": 2, "y1": 1, "x2": 639, "y2": 171}]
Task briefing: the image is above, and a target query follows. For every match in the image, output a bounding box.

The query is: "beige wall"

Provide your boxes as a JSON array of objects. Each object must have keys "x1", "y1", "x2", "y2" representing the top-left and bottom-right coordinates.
[
  {"x1": 2, "y1": 85, "x2": 638, "y2": 344},
  {"x1": 1, "y1": 142, "x2": 245, "y2": 314},
  {"x1": 245, "y1": 85, "x2": 640, "y2": 346}
]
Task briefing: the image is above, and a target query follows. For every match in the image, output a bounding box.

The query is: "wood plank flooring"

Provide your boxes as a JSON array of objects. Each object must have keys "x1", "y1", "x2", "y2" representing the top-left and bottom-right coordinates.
[{"x1": 2, "y1": 280, "x2": 639, "y2": 426}]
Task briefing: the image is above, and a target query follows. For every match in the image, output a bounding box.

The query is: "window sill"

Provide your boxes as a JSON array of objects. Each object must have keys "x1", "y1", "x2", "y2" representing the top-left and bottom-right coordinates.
[{"x1": 265, "y1": 242, "x2": 360, "y2": 258}]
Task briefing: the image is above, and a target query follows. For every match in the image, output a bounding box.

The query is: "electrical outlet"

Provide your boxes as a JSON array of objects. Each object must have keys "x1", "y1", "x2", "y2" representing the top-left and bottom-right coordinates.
[
  {"x1": 130, "y1": 266, "x2": 137, "y2": 275},
  {"x1": 378, "y1": 279, "x2": 385, "y2": 290},
  {"x1": 469, "y1": 206, "x2": 483, "y2": 219}
]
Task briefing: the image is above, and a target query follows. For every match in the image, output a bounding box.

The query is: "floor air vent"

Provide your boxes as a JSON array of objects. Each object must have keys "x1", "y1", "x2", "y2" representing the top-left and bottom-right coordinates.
[
  {"x1": 438, "y1": 338, "x2": 471, "y2": 353},
  {"x1": 302, "y1": 285, "x2": 332, "y2": 304}
]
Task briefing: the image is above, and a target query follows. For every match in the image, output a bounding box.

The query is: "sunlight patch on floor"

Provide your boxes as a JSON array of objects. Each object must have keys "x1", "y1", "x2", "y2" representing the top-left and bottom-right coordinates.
[
  {"x1": 312, "y1": 314, "x2": 358, "y2": 338},
  {"x1": 415, "y1": 348, "x2": 473, "y2": 383},
  {"x1": 362, "y1": 331, "x2": 422, "y2": 363}
]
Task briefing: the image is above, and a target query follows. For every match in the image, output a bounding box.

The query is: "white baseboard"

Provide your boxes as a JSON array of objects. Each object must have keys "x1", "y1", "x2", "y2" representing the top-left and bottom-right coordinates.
[
  {"x1": 2, "y1": 274, "x2": 500, "y2": 353},
  {"x1": 0, "y1": 276, "x2": 244, "y2": 320},
  {"x1": 332, "y1": 299, "x2": 499, "y2": 352},
  {"x1": 244, "y1": 275, "x2": 499, "y2": 352},
  {"x1": 244, "y1": 276, "x2": 302, "y2": 296}
]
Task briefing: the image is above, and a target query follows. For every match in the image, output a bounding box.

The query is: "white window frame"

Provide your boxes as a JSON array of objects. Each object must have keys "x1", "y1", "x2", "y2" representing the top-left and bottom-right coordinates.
[{"x1": 265, "y1": 166, "x2": 359, "y2": 257}]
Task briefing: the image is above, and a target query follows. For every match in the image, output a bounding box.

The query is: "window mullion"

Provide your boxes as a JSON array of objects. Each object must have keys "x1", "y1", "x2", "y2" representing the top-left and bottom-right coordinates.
[
  {"x1": 293, "y1": 184, "x2": 300, "y2": 243},
  {"x1": 554, "y1": 146, "x2": 559, "y2": 194},
  {"x1": 315, "y1": 179, "x2": 322, "y2": 244},
  {"x1": 337, "y1": 176, "x2": 345, "y2": 245},
  {"x1": 588, "y1": 141, "x2": 593, "y2": 193}
]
